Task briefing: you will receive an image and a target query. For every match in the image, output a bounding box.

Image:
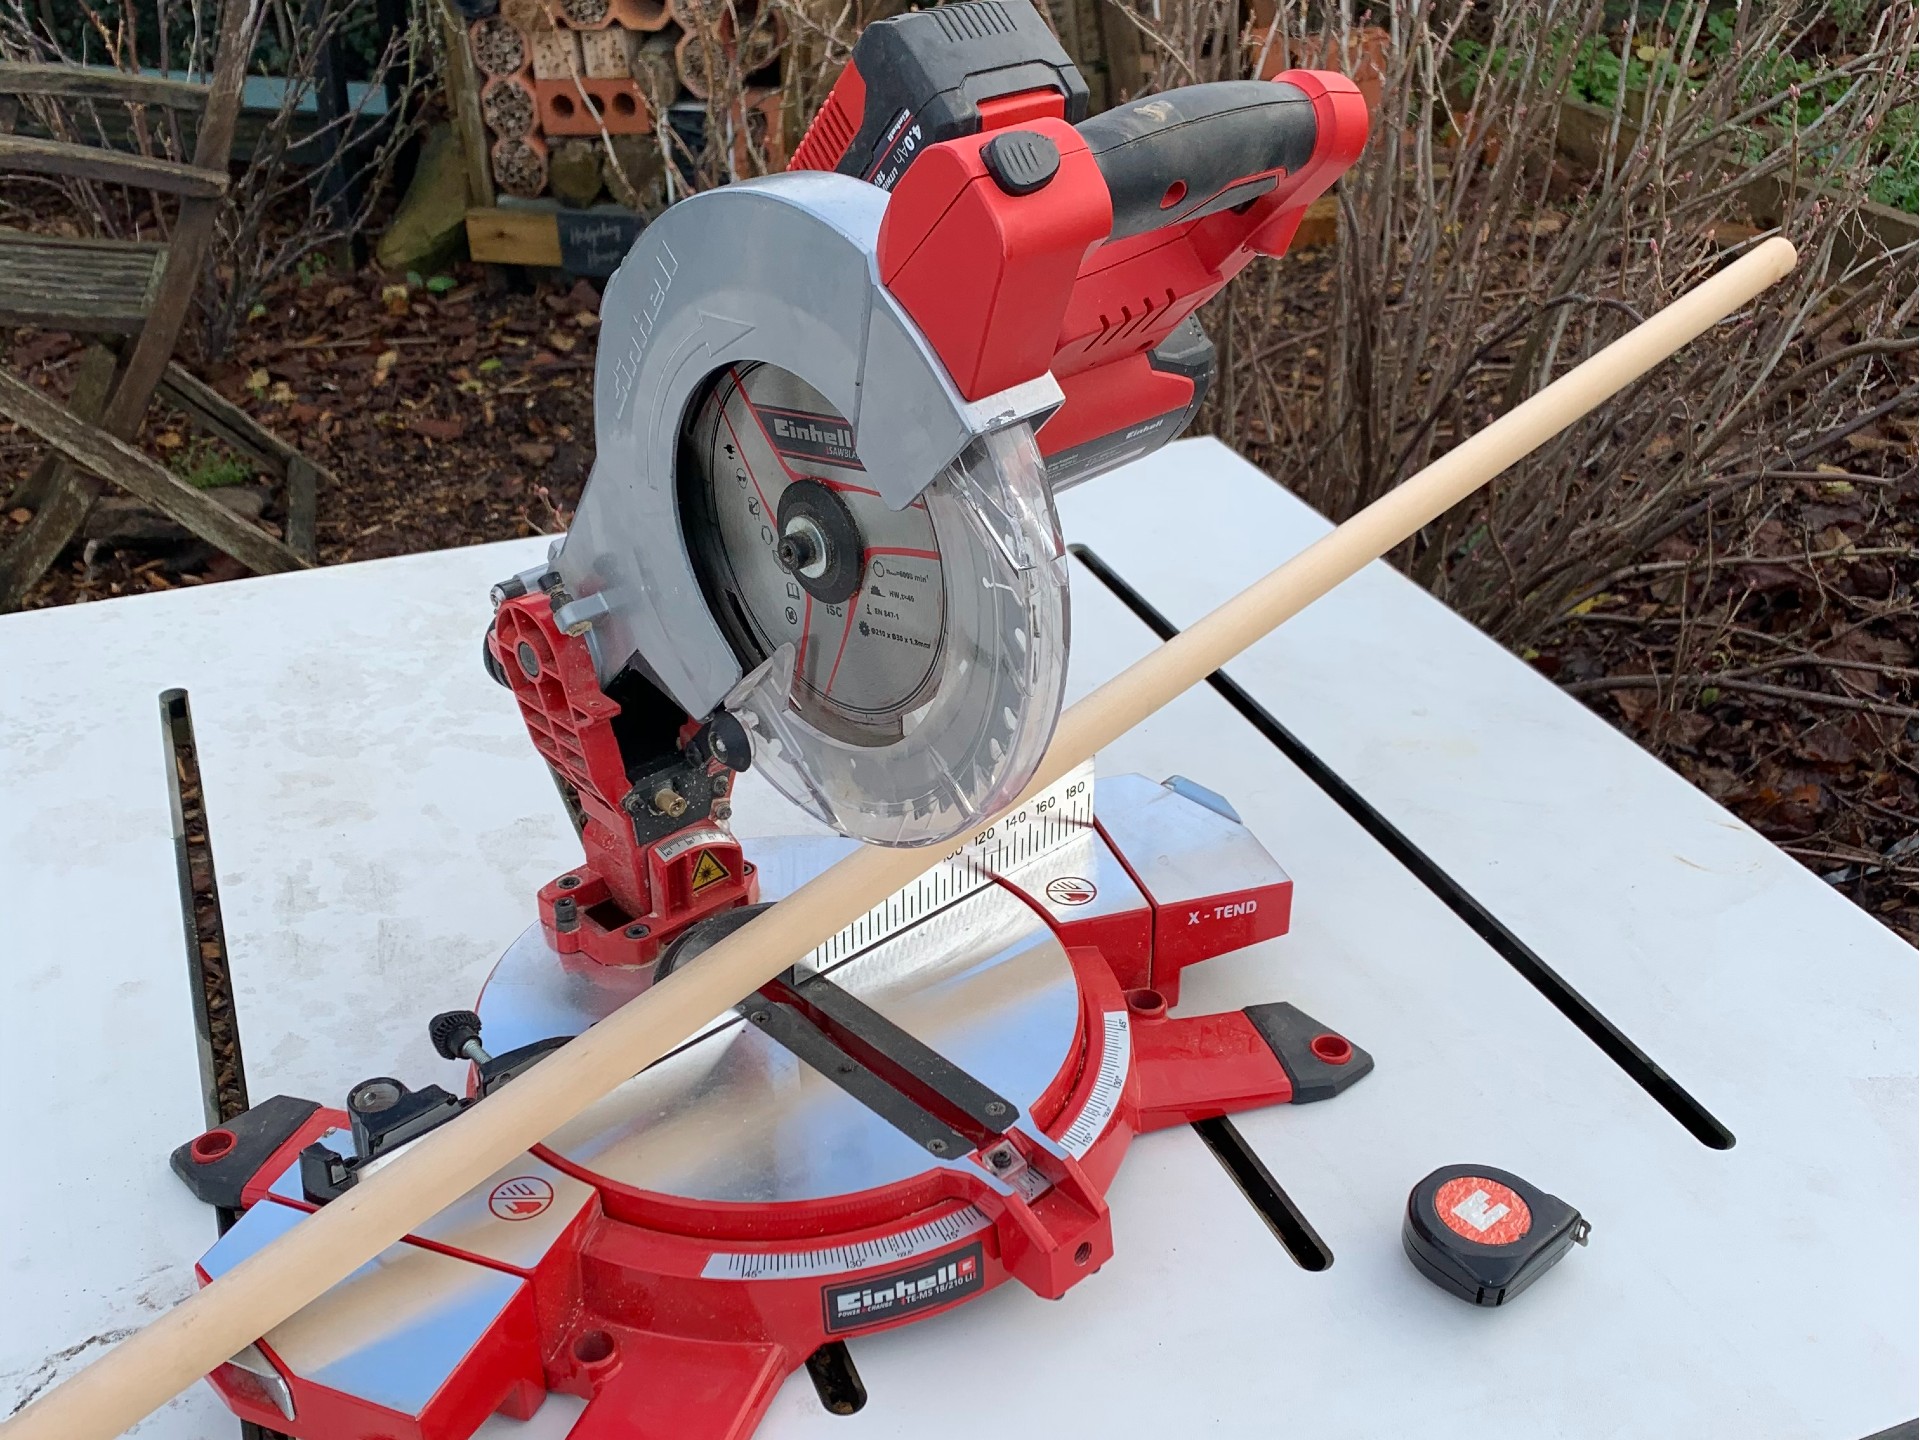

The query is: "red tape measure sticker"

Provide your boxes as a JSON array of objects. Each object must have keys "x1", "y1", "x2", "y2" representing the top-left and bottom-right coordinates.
[
  {"x1": 1434, "y1": 1176, "x2": 1532, "y2": 1246},
  {"x1": 489, "y1": 1176, "x2": 555, "y2": 1221}
]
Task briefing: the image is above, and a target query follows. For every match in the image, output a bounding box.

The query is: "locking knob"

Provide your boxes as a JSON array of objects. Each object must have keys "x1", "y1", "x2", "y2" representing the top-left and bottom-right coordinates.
[
  {"x1": 982, "y1": 130, "x2": 1060, "y2": 196},
  {"x1": 429, "y1": 1010, "x2": 491, "y2": 1064}
]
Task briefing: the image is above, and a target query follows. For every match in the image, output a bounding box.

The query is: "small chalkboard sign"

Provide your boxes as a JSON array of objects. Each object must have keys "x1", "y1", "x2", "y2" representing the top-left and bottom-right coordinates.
[{"x1": 557, "y1": 209, "x2": 647, "y2": 277}]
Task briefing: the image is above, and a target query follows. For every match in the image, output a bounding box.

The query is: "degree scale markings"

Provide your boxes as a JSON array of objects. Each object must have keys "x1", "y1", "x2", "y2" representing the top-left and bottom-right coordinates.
[{"x1": 797, "y1": 759, "x2": 1098, "y2": 976}]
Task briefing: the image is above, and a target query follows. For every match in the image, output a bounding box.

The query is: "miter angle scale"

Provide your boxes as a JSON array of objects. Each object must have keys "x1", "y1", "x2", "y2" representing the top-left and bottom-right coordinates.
[{"x1": 169, "y1": 5, "x2": 1378, "y2": 1436}]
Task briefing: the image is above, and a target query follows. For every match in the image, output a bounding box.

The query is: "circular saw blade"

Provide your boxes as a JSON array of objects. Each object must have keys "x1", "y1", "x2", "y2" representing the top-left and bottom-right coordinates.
[{"x1": 681, "y1": 362, "x2": 1069, "y2": 847}]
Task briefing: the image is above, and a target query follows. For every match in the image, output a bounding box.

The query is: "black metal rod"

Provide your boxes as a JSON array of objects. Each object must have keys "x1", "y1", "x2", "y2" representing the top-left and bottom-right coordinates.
[
  {"x1": 1070, "y1": 544, "x2": 1736, "y2": 1152},
  {"x1": 1192, "y1": 1116, "x2": 1334, "y2": 1271},
  {"x1": 782, "y1": 970, "x2": 1016, "y2": 1142}
]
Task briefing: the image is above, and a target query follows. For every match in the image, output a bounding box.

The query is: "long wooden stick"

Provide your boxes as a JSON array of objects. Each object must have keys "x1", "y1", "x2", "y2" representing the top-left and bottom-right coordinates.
[{"x1": 1, "y1": 237, "x2": 1795, "y2": 1440}]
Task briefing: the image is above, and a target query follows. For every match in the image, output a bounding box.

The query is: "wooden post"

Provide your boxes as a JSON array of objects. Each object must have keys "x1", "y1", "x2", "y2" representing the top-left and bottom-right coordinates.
[
  {"x1": 438, "y1": 0, "x2": 496, "y2": 208},
  {"x1": 0, "y1": 342, "x2": 116, "y2": 515}
]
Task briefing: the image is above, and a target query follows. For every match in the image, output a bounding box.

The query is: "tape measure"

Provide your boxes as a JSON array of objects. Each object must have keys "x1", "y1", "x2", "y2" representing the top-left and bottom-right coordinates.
[{"x1": 1403, "y1": 1164, "x2": 1590, "y2": 1306}]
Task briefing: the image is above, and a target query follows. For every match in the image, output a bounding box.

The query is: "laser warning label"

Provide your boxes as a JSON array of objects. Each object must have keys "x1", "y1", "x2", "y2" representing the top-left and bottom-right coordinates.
[
  {"x1": 821, "y1": 1243, "x2": 983, "y2": 1333},
  {"x1": 691, "y1": 850, "x2": 731, "y2": 892}
]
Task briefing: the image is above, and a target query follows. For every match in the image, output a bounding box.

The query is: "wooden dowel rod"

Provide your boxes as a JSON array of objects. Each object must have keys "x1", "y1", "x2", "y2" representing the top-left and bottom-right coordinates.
[{"x1": 0, "y1": 237, "x2": 1795, "y2": 1440}]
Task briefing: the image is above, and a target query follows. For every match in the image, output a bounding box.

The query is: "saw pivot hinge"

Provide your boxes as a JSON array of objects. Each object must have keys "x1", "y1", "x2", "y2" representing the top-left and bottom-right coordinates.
[{"x1": 685, "y1": 710, "x2": 752, "y2": 774}]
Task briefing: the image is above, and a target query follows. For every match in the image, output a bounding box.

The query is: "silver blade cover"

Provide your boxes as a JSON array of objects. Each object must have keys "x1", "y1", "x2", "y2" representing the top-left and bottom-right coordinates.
[{"x1": 553, "y1": 171, "x2": 1063, "y2": 717}]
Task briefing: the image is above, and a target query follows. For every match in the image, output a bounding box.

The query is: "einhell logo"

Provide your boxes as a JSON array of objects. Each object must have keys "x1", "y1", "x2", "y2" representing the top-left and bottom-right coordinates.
[
  {"x1": 822, "y1": 1243, "x2": 983, "y2": 1333},
  {"x1": 753, "y1": 403, "x2": 864, "y2": 470}
]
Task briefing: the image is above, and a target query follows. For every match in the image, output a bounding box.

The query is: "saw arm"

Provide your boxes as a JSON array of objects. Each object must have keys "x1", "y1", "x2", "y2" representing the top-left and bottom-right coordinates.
[{"x1": 484, "y1": 3, "x2": 1369, "y2": 970}]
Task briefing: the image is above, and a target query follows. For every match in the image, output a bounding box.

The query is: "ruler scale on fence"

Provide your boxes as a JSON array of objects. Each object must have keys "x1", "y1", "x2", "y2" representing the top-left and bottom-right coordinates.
[{"x1": 800, "y1": 759, "x2": 1096, "y2": 974}]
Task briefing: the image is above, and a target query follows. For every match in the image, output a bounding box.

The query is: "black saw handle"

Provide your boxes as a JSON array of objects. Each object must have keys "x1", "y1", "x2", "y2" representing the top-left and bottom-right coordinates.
[{"x1": 1076, "y1": 80, "x2": 1320, "y2": 242}]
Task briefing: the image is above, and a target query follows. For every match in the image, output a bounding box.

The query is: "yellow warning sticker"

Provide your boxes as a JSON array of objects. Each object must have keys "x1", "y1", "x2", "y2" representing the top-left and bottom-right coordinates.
[{"x1": 690, "y1": 850, "x2": 731, "y2": 892}]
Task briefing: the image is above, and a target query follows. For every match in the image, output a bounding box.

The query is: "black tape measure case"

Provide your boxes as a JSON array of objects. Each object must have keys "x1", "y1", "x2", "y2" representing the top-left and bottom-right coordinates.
[{"x1": 1403, "y1": 1165, "x2": 1590, "y2": 1306}]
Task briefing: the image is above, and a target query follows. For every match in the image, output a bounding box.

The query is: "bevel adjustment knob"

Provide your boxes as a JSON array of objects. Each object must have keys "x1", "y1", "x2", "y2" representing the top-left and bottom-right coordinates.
[{"x1": 429, "y1": 1010, "x2": 485, "y2": 1062}]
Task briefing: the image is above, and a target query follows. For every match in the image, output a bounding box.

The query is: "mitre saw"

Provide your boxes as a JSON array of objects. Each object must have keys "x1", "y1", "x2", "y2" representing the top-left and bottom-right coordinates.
[{"x1": 168, "y1": 5, "x2": 1373, "y2": 1436}]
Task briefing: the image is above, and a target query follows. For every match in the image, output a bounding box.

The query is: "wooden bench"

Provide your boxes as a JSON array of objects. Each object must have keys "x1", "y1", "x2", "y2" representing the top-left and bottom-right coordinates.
[
  {"x1": 0, "y1": 37, "x2": 329, "y2": 608},
  {"x1": 0, "y1": 233, "x2": 170, "y2": 334}
]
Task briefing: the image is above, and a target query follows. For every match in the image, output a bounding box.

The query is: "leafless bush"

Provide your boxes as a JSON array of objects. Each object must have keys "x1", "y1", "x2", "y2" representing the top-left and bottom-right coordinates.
[
  {"x1": 0, "y1": 0, "x2": 208, "y2": 238},
  {"x1": 0, "y1": 0, "x2": 431, "y2": 360},
  {"x1": 1123, "y1": 0, "x2": 1915, "y2": 647},
  {"x1": 206, "y1": 0, "x2": 431, "y2": 357}
]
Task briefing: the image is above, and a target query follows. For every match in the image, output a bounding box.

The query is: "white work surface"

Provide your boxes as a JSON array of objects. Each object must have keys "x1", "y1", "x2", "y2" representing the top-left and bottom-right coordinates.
[{"x1": 2, "y1": 438, "x2": 1913, "y2": 1438}]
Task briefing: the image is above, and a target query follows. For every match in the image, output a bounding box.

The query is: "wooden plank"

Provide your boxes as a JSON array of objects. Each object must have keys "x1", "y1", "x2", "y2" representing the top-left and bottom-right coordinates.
[
  {"x1": 157, "y1": 363, "x2": 297, "y2": 476},
  {"x1": 0, "y1": 134, "x2": 227, "y2": 196},
  {"x1": 437, "y1": 0, "x2": 495, "y2": 208},
  {"x1": 0, "y1": 231, "x2": 166, "y2": 332},
  {"x1": 0, "y1": 61, "x2": 208, "y2": 112},
  {"x1": 1292, "y1": 193, "x2": 1339, "y2": 248},
  {"x1": 286, "y1": 456, "x2": 319, "y2": 563},
  {"x1": 1553, "y1": 97, "x2": 1915, "y2": 282},
  {"x1": 1094, "y1": 0, "x2": 1143, "y2": 104},
  {"x1": 157, "y1": 363, "x2": 332, "y2": 565},
  {"x1": 466, "y1": 205, "x2": 562, "y2": 266},
  {"x1": 0, "y1": 370, "x2": 307, "y2": 580}
]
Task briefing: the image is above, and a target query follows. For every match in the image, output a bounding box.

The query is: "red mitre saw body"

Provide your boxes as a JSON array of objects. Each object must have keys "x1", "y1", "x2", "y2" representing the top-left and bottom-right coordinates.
[{"x1": 170, "y1": 6, "x2": 1373, "y2": 1438}]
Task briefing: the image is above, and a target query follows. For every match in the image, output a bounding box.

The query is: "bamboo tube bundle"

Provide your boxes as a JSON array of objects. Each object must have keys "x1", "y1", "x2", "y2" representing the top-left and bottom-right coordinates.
[
  {"x1": 667, "y1": 0, "x2": 732, "y2": 39},
  {"x1": 491, "y1": 132, "x2": 549, "y2": 196},
  {"x1": 469, "y1": 16, "x2": 529, "y2": 76},
  {"x1": 0, "y1": 239, "x2": 1798, "y2": 1440},
  {"x1": 674, "y1": 24, "x2": 726, "y2": 98},
  {"x1": 737, "y1": 5, "x2": 786, "y2": 75},
  {"x1": 558, "y1": 0, "x2": 614, "y2": 27},
  {"x1": 481, "y1": 74, "x2": 538, "y2": 138}
]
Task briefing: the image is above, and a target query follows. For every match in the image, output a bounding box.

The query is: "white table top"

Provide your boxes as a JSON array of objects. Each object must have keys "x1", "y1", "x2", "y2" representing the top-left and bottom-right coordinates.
[{"x1": 1, "y1": 437, "x2": 1912, "y2": 1439}]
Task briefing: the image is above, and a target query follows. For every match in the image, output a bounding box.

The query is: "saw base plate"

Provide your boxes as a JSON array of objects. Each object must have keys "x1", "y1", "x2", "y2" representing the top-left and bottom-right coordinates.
[{"x1": 183, "y1": 775, "x2": 1372, "y2": 1440}]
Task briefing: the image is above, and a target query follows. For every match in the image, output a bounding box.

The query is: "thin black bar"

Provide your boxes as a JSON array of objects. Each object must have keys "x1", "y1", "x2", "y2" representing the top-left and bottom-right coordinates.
[
  {"x1": 803, "y1": 1342, "x2": 869, "y2": 1417},
  {"x1": 161, "y1": 689, "x2": 248, "y2": 1132},
  {"x1": 784, "y1": 970, "x2": 1016, "y2": 1139},
  {"x1": 1070, "y1": 544, "x2": 1736, "y2": 1152},
  {"x1": 741, "y1": 995, "x2": 972, "y2": 1158},
  {"x1": 1192, "y1": 1116, "x2": 1333, "y2": 1271}
]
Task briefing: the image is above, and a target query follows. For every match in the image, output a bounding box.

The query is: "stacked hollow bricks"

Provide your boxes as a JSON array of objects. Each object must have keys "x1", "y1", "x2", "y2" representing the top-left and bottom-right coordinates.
[{"x1": 470, "y1": 0, "x2": 786, "y2": 207}]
